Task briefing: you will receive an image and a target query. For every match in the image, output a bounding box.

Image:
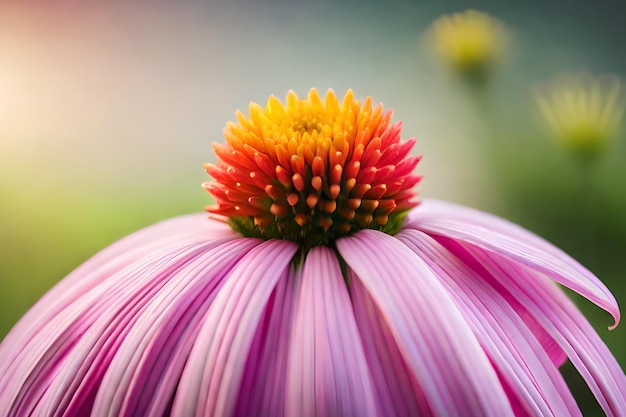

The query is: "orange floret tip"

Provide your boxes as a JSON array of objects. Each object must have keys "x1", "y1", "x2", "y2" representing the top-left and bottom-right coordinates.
[{"x1": 204, "y1": 88, "x2": 422, "y2": 247}]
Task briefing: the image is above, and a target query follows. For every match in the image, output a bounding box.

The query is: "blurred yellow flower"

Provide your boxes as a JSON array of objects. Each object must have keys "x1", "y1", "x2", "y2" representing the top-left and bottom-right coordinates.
[
  {"x1": 427, "y1": 10, "x2": 509, "y2": 84},
  {"x1": 535, "y1": 74, "x2": 625, "y2": 163}
]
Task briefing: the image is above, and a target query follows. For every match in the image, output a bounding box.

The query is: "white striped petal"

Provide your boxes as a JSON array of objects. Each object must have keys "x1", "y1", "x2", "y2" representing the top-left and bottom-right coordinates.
[
  {"x1": 234, "y1": 266, "x2": 298, "y2": 417},
  {"x1": 397, "y1": 228, "x2": 580, "y2": 416},
  {"x1": 171, "y1": 239, "x2": 298, "y2": 417},
  {"x1": 350, "y1": 271, "x2": 433, "y2": 416},
  {"x1": 4, "y1": 239, "x2": 252, "y2": 416},
  {"x1": 337, "y1": 230, "x2": 515, "y2": 417},
  {"x1": 406, "y1": 199, "x2": 619, "y2": 327},
  {"x1": 464, "y1": 243, "x2": 626, "y2": 417},
  {"x1": 0, "y1": 214, "x2": 236, "y2": 366},
  {"x1": 285, "y1": 246, "x2": 378, "y2": 417},
  {"x1": 89, "y1": 239, "x2": 258, "y2": 417}
]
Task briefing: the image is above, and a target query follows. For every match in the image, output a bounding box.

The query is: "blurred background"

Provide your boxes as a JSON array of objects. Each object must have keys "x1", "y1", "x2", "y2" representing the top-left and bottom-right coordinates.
[{"x1": 1, "y1": 0, "x2": 625, "y2": 414}]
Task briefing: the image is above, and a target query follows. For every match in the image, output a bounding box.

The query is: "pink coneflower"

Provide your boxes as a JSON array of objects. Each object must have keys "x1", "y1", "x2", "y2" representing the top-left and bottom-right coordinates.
[{"x1": 0, "y1": 89, "x2": 624, "y2": 417}]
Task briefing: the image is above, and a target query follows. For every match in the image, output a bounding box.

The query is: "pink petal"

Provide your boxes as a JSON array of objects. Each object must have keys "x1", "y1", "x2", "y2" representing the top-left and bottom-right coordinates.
[
  {"x1": 450, "y1": 238, "x2": 571, "y2": 370},
  {"x1": 88, "y1": 239, "x2": 259, "y2": 417},
  {"x1": 285, "y1": 246, "x2": 378, "y2": 417},
  {"x1": 0, "y1": 217, "x2": 249, "y2": 417},
  {"x1": 0, "y1": 223, "x2": 252, "y2": 416},
  {"x1": 350, "y1": 272, "x2": 433, "y2": 417},
  {"x1": 0, "y1": 214, "x2": 237, "y2": 363},
  {"x1": 171, "y1": 239, "x2": 298, "y2": 417},
  {"x1": 337, "y1": 230, "x2": 515, "y2": 417},
  {"x1": 234, "y1": 267, "x2": 297, "y2": 417},
  {"x1": 406, "y1": 199, "x2": 620, "y2": 329},
  {"x1": 397, "y1": 228, "x2": 581, "y2": 417},
  {"x1": 459, "y1": 242, "x2": 626, "y2": 417}
]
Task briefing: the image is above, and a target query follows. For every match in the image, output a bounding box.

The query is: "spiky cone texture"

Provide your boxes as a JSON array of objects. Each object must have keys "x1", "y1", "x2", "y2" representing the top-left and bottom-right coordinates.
[
  {"x1": 204, "y1": 89, "x2": 421, "y2": 249},
  {"x1": 0, "y1": 89, "x2": 624, "y2": 417}
]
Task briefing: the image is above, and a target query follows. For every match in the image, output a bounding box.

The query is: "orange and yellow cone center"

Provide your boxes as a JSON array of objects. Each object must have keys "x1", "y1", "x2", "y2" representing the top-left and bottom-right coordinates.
[{"x1": 204, "y1": 88, "x2": 422, "y2": 247}]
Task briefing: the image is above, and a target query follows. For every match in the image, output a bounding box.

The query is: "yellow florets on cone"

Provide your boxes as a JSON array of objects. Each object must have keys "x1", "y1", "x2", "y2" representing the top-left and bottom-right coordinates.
[{"x1": 204, "y1": 89, "x2": 422, "y2": 248}]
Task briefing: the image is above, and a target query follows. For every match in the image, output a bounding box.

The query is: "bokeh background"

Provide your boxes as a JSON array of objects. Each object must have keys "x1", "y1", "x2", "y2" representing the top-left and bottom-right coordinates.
[{"x1": 1, "y1": 0, "x2": 625, "y2": 414}]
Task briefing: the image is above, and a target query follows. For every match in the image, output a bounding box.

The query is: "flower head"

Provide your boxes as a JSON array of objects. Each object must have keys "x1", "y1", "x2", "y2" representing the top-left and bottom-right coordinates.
[
  {"x1": 426, "y1": 10, "x2": 509, "y2": 84},
  {"x1": 204, "y1": 89, "x2": 421, "y2": 248},
  {"x1": 0, "y1": 89, "x2": 625, "y2": 417},
  {"x1": 535, "y1": 74, "x2": 625, "y2": 163}
]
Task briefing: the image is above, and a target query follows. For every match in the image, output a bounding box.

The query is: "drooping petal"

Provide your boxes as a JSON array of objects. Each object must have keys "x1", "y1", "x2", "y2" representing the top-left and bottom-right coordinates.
[
  {"x1": 406, "y1": 199, "x2": 620, "y2": 328},
  {"x1": 337, "y1": 230, "x2": 515, "y2": 417},
  {"x1": 88, "y1": 239, "x2": 260, "y2": 417},
  {"x1": 0, "y1": 215, "x2": 246, "y2": 417},
  {"x1": 450, "y1": 241, "x2": 626, "y2": 417},
  {"x1": 285, "y1": 246, "x2": 379, "y2": 417},
  {"x1": 350, "y1": 271, "x2": 433, "y2": 417},
  {"x1": 171, "y1": 239, "x2": 298, "y2": 417},
  {"x1": 233, "y1": 266, "x2": 298, "y2": 417},
  {"x1": 438, "y1": 234, "x2": 569, "y2": 367},
  {"x1": 397, "y1": 228, "x2": 581, "y2": 417},
  {"x1": 0, "y1": 214, "x2": 237, "y2": 363}
]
